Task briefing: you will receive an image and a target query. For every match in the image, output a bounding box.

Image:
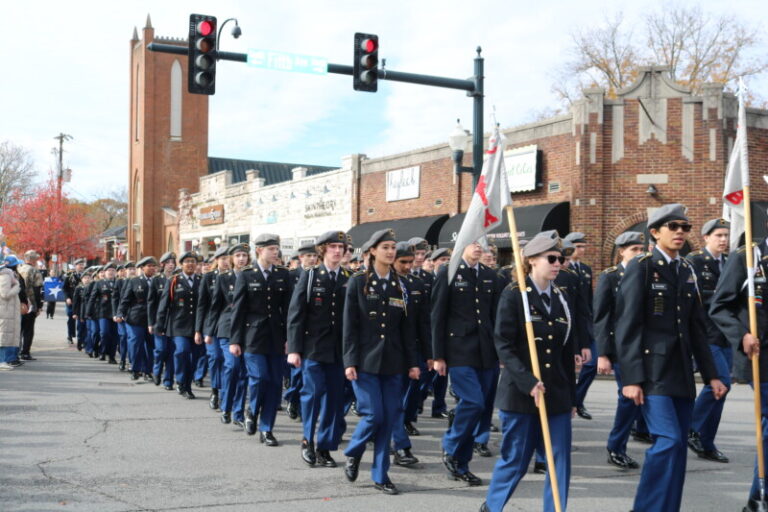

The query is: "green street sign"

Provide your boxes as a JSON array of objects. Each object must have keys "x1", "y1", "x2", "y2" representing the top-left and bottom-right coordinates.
[{"x1": 247, "y1": 49, "x2": 328, "y2": 75}]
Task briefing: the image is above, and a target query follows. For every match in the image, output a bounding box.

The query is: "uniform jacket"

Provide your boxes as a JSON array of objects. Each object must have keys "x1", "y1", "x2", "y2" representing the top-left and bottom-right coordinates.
[
  {"x1": 686, "y1": 249, "x2": 729, "y2": 348},
  {"x1": 112, "y1": 278, "x2": 125, "y2": 319},
  {"x1": 155, "y1": 273, "x2": 201, "y2": 338},
  {"x1": 63, "y1": 271, "x2": 81, "y2": 301},
  {"x1": 710, "y1": 240, "x2": 768, "y2": 382},
  {"x1": 287, "y1": 264, "x2": 350, "y2": 364},
  {"x1": 494, "y1": 277, "x2": 576, "y2": 415},
  {"x1": 118, "y1": 275, "x2": 152, "y2": 326},
  {"x1": 555, "y1": 267, "x2": 592, "y2": 351},
  {"x1": 72, "y1": 284, "x2": 86, "y2": 318},
  {"x1": 87, "y1": 278, "x2": 117, "y2": 319},
  {"x1": 147, "y1": 274, "x2": 168, "y2": 331},
  {"x1": 204, "y1": 270, "x2": 238, "y2": 339},
  {"x1": 615, "y1": 248, "x2": 718, "y2": 398},
  {"x1": 594, "y1": 264, "x2": 624, "y2": 360},
  {"x1": 342, "y1": 270, "x2": 418, "y2": 375},
  {"x1": 83, "y1": 280, "x2": 99, "y2": 320},
  {"x1": 196, "y1": 270, "x2": 219, "y2": 334},
  {"x1": 431, "y1": 261, "x2": 501, "y2": 369},
  {"x1": 230, "y1": 265, "x2": 291, "y2": 354},
  {"x1": 402, "y1": 273, "x2": 432, "y2": 360},
  {"x1": 411, "y1": 268, "x2": 434, "y2": 295}
]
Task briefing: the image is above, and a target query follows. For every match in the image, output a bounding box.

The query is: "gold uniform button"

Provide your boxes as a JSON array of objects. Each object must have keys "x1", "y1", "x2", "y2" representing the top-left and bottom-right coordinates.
[
  {"x1": 382, "y1": 312, "x2": 387, "y2": 317},
  {"x1": 546, "y1": 349, "x2": 551, "y2": 354},
  {"x1": 475, "y1": 299, "x2": 479, "y2": 303},
  {"x1": 476, "y1": 309, "x2": 480, "y2": 314},
  {"x1": 450, "y1": 332, "x2": 454, "y2": 337},
  {"x1": 545, "y1": 363, "x2": 551, "y2": 368},
  {"x1": 381, "y1": 323, "x2": 386, "y2": 328},
  {"x1": 644, "y1": 349, "x2": 650, "y2": 354},
  {"x1": 548, "y1": 335, "x2": 553, "y2": 340},
  {"x1": 548, "y1": 321, "x2": 553, "y2": 326},
  {"x1": 478, "y1": 320, "x2": 482, "y2": 324},
  {"x1": 380, "y1": 334, "x2": 385, "y2": 339}
]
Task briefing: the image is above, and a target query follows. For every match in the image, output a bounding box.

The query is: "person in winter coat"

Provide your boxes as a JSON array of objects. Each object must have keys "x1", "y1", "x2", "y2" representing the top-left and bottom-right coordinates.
[{"x1": 0, "y1": 265, "x2": 23, "y2": 370}]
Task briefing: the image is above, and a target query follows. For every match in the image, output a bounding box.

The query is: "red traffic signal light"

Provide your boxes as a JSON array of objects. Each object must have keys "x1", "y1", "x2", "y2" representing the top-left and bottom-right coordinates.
[
  {"x1": 353, "y1": 32, "x2": 378, "y2": 92},
  {"x1": 188, "y1": 14, "x2": 217, "y2": 95},
  {"x1": 196, "y1": 20, "x2": 214, "y2": 37}
]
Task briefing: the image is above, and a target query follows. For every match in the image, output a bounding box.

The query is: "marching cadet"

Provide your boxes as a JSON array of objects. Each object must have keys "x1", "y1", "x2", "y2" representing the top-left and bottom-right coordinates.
[
  {"x1": 710, "y1": 222, "x2": 768, "y2": 512},
  {"x1": 63, "y1": 258, "x2": 86, "y2": 344},
  {"x1": 113, "y1": 262, "x2": 134, "y2": 371},
  {"x1": 117, "y1": 257, "x2": 157, "y2": 382},
  {"x1": 87, "y1": 262, "x2": 118, "y2": 364},
  {"x1": 193, "y1": 254, "x2": 210, "y2": 388},
  {"x1": 229, "y1": 234, "x2": 291, "y2": 445},
  {"x1": 481, "y1": 231, "x2": 575, "y2": 512},
  {"x1": 615, "y1": 204, "x2": 726, "y2": 512},
  {"x1": 431, "y1": 248, "x2": 451, "y2": 272},
  {"x1": 83, "y1": 266, "x2": 102, "y2": 358},
  {"x1": 156, "y1": 252, "x2": 201, "y2": 399},
  {"x1": 390, "y1": 241, "x2": 432, "y2": 467},
  {"x1": 71, "y1": 270, "x2": 91, "y2": 352},
  {"x1": 197, "y1": 246, "x2": 230, "y2": 410},
  {"x1": 148, "y1": 252, "x2": 176, "y2": 389},
  {"x1": 206, "y1": 244, "x2": 250, "y2": 427},
  {"x1": 480, "y1": 244, "x2": 499, "y2": 269},
  {"x1": 432, "y1": 240, "x2": 502, "y2": 486},
  {"x1": 687, "y1": 218, "x2": 732, "y2": 463},
  {"x1": 342, "y1": 229, "x2": 419, "y2": 495},
  {"x1": 426, "y1": 247, "x2": 451, "y2": 421},
  {"x1": 594, "y1": 231, "x2": 646, "y2": 470},
  {"x1": 287, "y1": 231, "x2": 350, "y2": 468}
]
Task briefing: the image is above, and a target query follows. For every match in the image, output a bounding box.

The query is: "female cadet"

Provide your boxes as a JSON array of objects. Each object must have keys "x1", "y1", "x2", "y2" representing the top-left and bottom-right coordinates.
[
  {"x1": 342, "y1": 229, "x2": 420, "y2": 495},
  {"x1": 205, "y1": 244, "x2": 250, "y2": 427},
  {"x1": 481, "y1": 231, "x2": 575, "y2": 512},
  {"x1": 197, "y1": 246, "x2": 230, "y2": 410}
]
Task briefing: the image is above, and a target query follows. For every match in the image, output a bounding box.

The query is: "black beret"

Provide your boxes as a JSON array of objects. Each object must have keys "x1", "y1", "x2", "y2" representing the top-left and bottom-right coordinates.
[
  {"x1": 407, "y1": 237, "x2": 429, "y2": 251},
  {"x1": 124, "y1": 261, "x2": 135, "y2": 269},
  {"x1": 115, "y1": 263, "x2": 125, "y2": 271},
  {"x1": 297, "y1": 242, "x2": 318, "y2": 255},
  {"x1": 647, "y1": 204, "x2": 688, "y2": 231},
  {"x1": 430, "y1": 248, "x2": 451, "y2": 260}
]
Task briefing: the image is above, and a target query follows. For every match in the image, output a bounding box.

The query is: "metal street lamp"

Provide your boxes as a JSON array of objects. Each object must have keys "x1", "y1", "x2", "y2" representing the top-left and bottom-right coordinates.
[
  {"x1": 449, "y1": 119, "x2": 473, "y2": 175},
  {"x1": 216, "y1": 18, "x2": 241, "y2": 56}
]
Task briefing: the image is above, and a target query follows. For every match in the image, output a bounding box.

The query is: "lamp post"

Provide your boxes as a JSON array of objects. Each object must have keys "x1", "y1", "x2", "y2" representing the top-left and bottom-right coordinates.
[
  {"x1": 216, "y1": 18, "x2": 241, "y2": 55},
  {"x1": 449, "y1": 119, "x2": 473, "y2": 174}
]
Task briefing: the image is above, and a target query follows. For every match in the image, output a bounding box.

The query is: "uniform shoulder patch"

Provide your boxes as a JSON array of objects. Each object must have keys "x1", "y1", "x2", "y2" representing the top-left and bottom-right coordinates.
[
  {"x1": 602, "y1": 266, "x2": 618, "y2": 274},
  {"x1": 505, "y1": 283, "x2": 520, "y2": 292},
  {"x1": 352, "y1": 270, "x2": 366, "y2": 278},
  {"x1": 637, "y1": 252, "x2": 653, "y2": 262}
]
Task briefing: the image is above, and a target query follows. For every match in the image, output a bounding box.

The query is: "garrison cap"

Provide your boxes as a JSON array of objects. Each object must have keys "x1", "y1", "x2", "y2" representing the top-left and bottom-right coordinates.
[
  {"x1": 395, "y1": 241, "x2": 414, "y2": 259},
  {"x1": 228, "y1": 243, "x2": 250, "y2": 255},
  {"x1": 178, "y1": 251, "x2": 198, "y2": 263},
  {"x1": 124, "y1": 261, "x2": 136, "y2": 269},
  {"x1": 615, "y1": 231, "x2": 645, "y2": 247},
  {"x1": 297, "y1": 242, "x2": 318, "y2": 255},
  {"x1": 159, "y1": 252, "x2": 176, "y2": 264},
  {"x1": 523, "y1": 231, "x2": 561, "y2": 258},
  {"x1": 430, "y1": 248, "x2": 451, "y2": 260},
  {"x1": 367, "y1": 229, "x2": 396, "y2": 249},
  {"x1": 253, "y1": 233, "x2": 280, "y2": 247},
  {"x1": 648, "y1": 203, "x2": 688, "y2": 231},
  {"x1": 564, "y1": 232, "x2": 586, "y2": 244},
  {"x1": 317, "y1": 230, "x2": 348, "y2": 246},
  {"x1": 701, "y1": 218, "x2": 730, "y2": 236},
  {"x1": 137, "y1": 256, "x2": 157, "y2": 267},
  {"x1": 407, "y1": 237, "x2": 429, "y2": 251},
  {"x1": 213, "y1": 246, "x2": 229, "y2": 259},
  {"x1": 73, "y1": 258, "x2": 86, "y2": 265}
]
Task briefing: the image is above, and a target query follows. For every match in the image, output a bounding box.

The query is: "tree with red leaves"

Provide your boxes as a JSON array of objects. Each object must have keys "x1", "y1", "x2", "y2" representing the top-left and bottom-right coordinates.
[{"x1": 0, "y1": 178, "x2": 99, "y2": 265}]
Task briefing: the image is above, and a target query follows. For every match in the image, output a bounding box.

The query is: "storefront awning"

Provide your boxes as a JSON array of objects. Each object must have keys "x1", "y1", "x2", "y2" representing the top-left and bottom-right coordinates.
[
  {"x1": 347, "y1": 214, "x2": 449, "y2": 248},
  {"x1": 437, "y1": 202, "x2": 570, "y2": 249}
]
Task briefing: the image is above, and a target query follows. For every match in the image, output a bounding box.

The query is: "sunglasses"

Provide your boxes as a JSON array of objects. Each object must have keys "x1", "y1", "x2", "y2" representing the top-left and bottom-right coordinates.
[
  {"x1": 663, "y1": 221, "x2": 693, "y2": 232},
  {"x1": 546, "y1": 255, "x2": 566, "y2": 264}
]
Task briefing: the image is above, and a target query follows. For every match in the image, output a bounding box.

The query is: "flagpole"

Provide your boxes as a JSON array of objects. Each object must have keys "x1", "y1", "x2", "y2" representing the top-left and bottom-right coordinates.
[{"x1": 504, "y1": 204, "x2": 563, "y2": 512}]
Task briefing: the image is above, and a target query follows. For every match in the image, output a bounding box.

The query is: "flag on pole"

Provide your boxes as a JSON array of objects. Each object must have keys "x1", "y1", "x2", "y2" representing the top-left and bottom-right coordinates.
[
  {"x1": 448, "y1": 125, "x2": 512, "y2": 283},
  {"x1": 723, "y1": 78, "x2": 750, "y2": 252}
]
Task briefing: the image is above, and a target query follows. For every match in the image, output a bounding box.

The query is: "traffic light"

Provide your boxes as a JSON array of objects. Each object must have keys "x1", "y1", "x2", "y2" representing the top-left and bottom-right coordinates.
[
  {"x1": 188, "y1": 14, "x2": 217, "y2": 95},
  {"x1": 353, "y1": 33, "x2": 378, "y2": 92}
]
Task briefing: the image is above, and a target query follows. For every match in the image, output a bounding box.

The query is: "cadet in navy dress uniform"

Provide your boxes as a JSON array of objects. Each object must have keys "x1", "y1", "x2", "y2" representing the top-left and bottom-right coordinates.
[
  {"x1": 87, "y1": 262, "x2": 118, "y2": 364},
  {"x1": 148, "y1": 252, "x2": 176, "y2": 388},
  {"x1": 113, "y1": 262, "x2": 135, "y2": 371},
  {"x1": 615, "y1": 204, "x2": 726, "y2": 512},
  {"x1": 432, "y1": 240, "x2": 502, "y2": 486},
  {"x1": 287, "y1": 231, "x2": 350, "y2": 468},
  {"x1": 192, "y1": 254, "x2": 209, "y2": 387},
  {"x1": 686, "y1": 218, "x2": 732, "y2": 463},
  {"x1": 594, "y1": 231, "x2": 646, "y2": 469},
  {"x1": 710, "y1": 230, "x2": 768, "y2": 512},
  {"x1": 117, "y1": 257, "x2": 157, "y2": 381},
  {"x1": 83, "y1": 266, "x2": 102, "y2": 358},
  {"x1": 482, "y1": 231, "x2": 575, "y2": 512},
  {"x1": 156, "y1": 252, "x2": 201, "y2": 399},
  {"x1": 197, "y1": 246, "x2": 230, "y2": 410},
  {"x1": 342, "y1": 229, "x2": 419, "y2": 495},
  {"x1": 63, "y1": 258, "x2": 86, "y2": 343},
  {"x1": 205, "y1": 244, "x2": 250, "y2": 427},
  {"x1": 71, "y1": 270, "x2": 92, "y2": 352},
  {"x1": 229, "y1": 234, "x2": 291, "y2": 445}
]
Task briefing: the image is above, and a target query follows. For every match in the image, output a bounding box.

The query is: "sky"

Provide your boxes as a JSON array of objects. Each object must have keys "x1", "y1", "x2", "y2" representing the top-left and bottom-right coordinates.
[{"x1": 3, "y1": 0, "x2": 766, "y2": 201}]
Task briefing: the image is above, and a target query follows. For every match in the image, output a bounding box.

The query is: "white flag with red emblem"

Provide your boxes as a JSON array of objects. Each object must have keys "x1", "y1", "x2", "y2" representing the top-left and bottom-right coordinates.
[
  {"x1": 723, "y1": 78, "x2": 750, "y2": 252},
  {"x1": 448, "y1": 125, "x2": 512, "y2": 283}
]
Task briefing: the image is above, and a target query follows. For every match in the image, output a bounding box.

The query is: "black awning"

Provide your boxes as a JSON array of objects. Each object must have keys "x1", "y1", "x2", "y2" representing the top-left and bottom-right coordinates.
[
  {"x1": 752, "y1": 202, "x2": 768, "y2": 242},
  {"x1": 347, "y1": 214, "x2": 449, "y2": 248},
  {"x1": 437, "y1": 202, "x2": 570, "y2": 249}
]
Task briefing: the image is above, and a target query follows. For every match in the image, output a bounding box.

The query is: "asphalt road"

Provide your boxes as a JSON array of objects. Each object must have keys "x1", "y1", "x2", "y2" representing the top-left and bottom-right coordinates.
[{"x1": 0, "y1": 304, "x2": 758, "y2": 511}]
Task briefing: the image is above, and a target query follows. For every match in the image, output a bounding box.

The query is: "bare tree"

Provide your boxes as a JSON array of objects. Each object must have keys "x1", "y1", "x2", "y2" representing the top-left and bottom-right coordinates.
[{"x1": 0, "y1": 140, "x2": 35, "y2": 211}]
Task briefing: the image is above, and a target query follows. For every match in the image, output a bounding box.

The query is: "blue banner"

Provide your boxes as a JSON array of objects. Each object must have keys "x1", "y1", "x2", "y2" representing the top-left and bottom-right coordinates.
[{"x1": 44, "y1": 277, "x2": 65, "y2": 302}]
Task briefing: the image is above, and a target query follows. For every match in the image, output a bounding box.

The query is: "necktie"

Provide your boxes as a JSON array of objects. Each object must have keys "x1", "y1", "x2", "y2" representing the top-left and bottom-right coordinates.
[
  {"x1": 330, "y1": 271, "x2": 336, "y2": 283},
  {"x1": 541, "y1": 293, "x2": 551, "y2": 312},
  {"x1": 718, "y1": 258, "x2": 722, "y2": 273},
  {"x1": 264, "y1": 269, "x2": 270, "y2": 281},
  {"x1": 670, "y1": 260, "x2": 679, "y2": 276}
]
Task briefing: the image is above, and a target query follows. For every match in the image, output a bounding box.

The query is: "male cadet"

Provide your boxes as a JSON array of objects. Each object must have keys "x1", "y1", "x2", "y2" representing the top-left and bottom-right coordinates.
[
  {"x1": 148, "y1": 252, "x2": 176, "y2": 388},
  {"x1": 480, "y1": 244, "x2": 498, "y2": 269},
  {"x1": 616, "y1": 204, "x2": 726, "y2": 512},
  {"x1": 287, "y1": 231, "x2": 350, "y2": 467},
  {"x1": 117, "y1": 257, "x2": 156, "y2": 381},
  {"x1": 87, "y1": 262, "x2": 119, "y2": 364},
  {"x1": 197, "y1": 246, "x2": 230, "y2": 410},
  {"x1": 230, "y1": 233, "x2": 291, "y2": 445},
  {"x1": 83, "y1": 266, "x2": 102, "y2": 358},
  {"x1": 432, "y1": 240, "x2": 502, "y2": 486},
  {"x1": 687, "y1": 218, "x2": 732, "y2": 463},
  {"x1": 72, "y1": 270, "x2": 91, "y2": 352},
  {"x1": 193, "y1": 254, "x2": 210, "y2": 387},
  {"x1": 564, "y1": 231, "x2": 596, "y2": 420},
  {"x1": 63, "y1": 258, "x2": 86, "y2": 344},
  {"x1": 113, "y1": 263, "x2": 133, "y2": 370},
  {"x1": 595, "y1": 231, "x2": 646, "y2": 469}
]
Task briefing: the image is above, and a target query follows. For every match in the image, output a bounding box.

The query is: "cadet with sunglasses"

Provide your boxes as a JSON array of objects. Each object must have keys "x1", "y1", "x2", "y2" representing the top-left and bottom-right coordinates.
[{"x1": 615, "y1": 204, "x2": 726, "y2": 512}]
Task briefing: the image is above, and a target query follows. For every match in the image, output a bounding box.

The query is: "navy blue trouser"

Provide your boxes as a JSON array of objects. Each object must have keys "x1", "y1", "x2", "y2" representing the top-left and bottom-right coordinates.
[
  {"x1": 192, "y1": 341, "x2": 207, "y2": 382},
  {"x1": 403, "y1": 360, "x2": 428, "y2": 423},
  {"x1": 243, "y1": 353, "x2": 284, "y2": 432},
  {"x1": 283, "y1": 364, "x2": 303, "y2": 406},
  {"x1": 86, "y1": 319, "x2": 100, "y2": 354},
  {"x1": 606, "y1": 362, "x2": 643, "y2": 454},
  {"x1": 153, "y1": 334, "x2": 174, "y2": 385},
  {"x1": 66, "y1": 304, "x2": 76, "y2": 339},
  {"x1": 76, "y1": 319, "x2": 87, "y2": 347},
  {"x1": 750, "y1": 382, "x2": 768, "y2": 501},
  {"x1": 205, "y1": 337, "x2": 224, "y2": 390},
  {"x1": 431, "y1": 371, "x2": 448, "y2": 415},
  {"x1": 691, "y1": 344, "x2": 732, "y2": 450},
  {"x1": 474, "y1": 366, "x2": 500, "y2": 445},
  {"x1": 219, "y1": 338, "x2": 246, "y2": 421},
  {"x1": 126, "y1": 323, "x2": 151, "y2": 374},
  {"x1": 98, "y1": 318, "x2": 117, "y2": 358},
  {"x1": 301, "y1": 359, "x2": 346, "y2": 450},
  {"x1": 173, "y1": 336, "x2": 195, "y2": 390},
  {"x1": 575, "y1": 340, "x2": 597, "y2": 408},
  {"x1": 117, "y1": 322, "x2": 128, "y2": 363}
]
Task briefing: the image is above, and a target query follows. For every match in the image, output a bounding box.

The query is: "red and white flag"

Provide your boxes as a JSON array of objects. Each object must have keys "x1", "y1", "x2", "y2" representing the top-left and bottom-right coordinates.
[
  {"x1": 448, "y1": 125, "x2": 512, "y2": 283},
  {"x1": 723, "y1": 78, "x2": 750, "y2": 252}
]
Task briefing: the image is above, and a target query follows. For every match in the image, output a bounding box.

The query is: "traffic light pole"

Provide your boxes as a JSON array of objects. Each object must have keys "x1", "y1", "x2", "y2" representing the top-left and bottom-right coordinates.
[{"x1": 148, "y1": 43, "x2": 484, "y2": 187}]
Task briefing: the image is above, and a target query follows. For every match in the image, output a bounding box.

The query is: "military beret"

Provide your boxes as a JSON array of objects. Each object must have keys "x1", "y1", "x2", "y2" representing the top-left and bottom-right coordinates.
[
  {"x1": 648, "y1": 203, "x2": 688, "y2": 230},
  {"x1": 228, "y1": 243, "x2": 250, "y2": 256},
  {"x1": 73, "y1": 258, "x2": 86, "y2": 265},
  {"x1": 424, "y1": 251, "x2": 432, "y2": 260},
  {"x1": 159, "y1": 252, "x2": 176, "y2": 263},
  {"x1": 290, "y1": 255, "x2": 299, "y2": 261},
  {"x1": 93, "y1": 265, "x2": 103, "y2": 272},
  {"x1": 137, "y1": 256, "x2": 157, "y2": 267},
  {"x1": 407, "y1": 237, "x2": 429, "y2": 251},
  {"x1": 367, "y1": 229, "x2": 396, "y2": 249},
  {"x1": 116, "y1": 263, "x2": 125, "y2": 271},
  {"x1": 253, "y1": 233, "x2": 280, "y2": 247},
  {"x1": 124, "y1": 261, "x2": 135, "y2": 269},
  {"x1": 213, "y1": 246, "x2": 229, "y2": 259},
  {"x1": 564, "y1": 232, "x2": 586, "y2": 244},
  {"x1": 430, "y1": 248, "x2": 451, "y2": 260},
  {"x1": 178, "y1": 251, "x2": 198, "y2": 263},
  {"x1": 206, "y1": 256, "x2": 215, "y2": 264},
  {"x1": 395, "y1": 241, "x2": 414, "y2": 259},
  {"x1": 297, "y1": 242, "x2": 318, "y2": 255},
  {"x1": 350, "y1": 255, "x2": 360, "y2": 263},
  {"x1": 560, "y1": 239, "x2": 575, "y2": 255},
  {"x1": 523, "y1": 231, "x2": 561, "y2": 257},
  {"x1": 615, "y1": 231, "x2": 645, "y2": 247},
  {"x1": 361, "y1": 240, "x2": 372, "y2": 254},
  {"x1": 701, "y1": 218, "x2": 730, "y2": 236},
  {"x1": 104, "y1": 262, "x2": 118, "y2": 270},
  {"x1": 317, "y1": 230, "x2": 348, "y2": 246}
]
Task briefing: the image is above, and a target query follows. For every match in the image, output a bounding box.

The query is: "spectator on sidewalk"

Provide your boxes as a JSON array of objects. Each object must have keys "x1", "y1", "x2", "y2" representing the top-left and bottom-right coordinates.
[
  {"x1": 0, "y1": 257, "x2": 26, "y2": 370},
  {"x1": 18, "y1": 250, "x2": 43, "y2": 361}
]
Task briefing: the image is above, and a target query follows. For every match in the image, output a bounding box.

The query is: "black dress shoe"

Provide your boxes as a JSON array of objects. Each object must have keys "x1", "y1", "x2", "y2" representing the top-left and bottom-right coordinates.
[
  {"x1": 143, "y1": 373, "x2": 153, "y2": 382},
  {"x1": 631, "y1": 429, "x2": 653, "y2": 444},
  {"x1": 87, "y1": 352, "x2": 94, "y2": 358},
  {"x1": 20, "y1": 354, "x2": 36, "y2": 361},
  {"x1": 452, "y1": 471, "x2": 482, "y2": 486},
  {"x1": 164, "y1": 384, "x2": 174, "y2": 391},
  {"x1": 687, "y1": 431, "x2": 705, "y2": 455},
  {"x1": 431, "y1": 411, "x2": 449, "y2": 419},
  {"x1": 108, "y1": 358, "x2": 117, "y2": 364},
  {"x1": 301, "y1": 439, "x2": 316, "y2": 466},
  {"x1": 232, "y1": 420, "x2": 245, "y2": 430},
  {"x1": 119, "y1": 360, "x2": 126, "y2": 371},
  {"x1": 394, "y1": 448, "x2": 419, "y2": 466},
  {"x1": 287, "y1": 401, "x2": 299, "y2": 420},
  {"x1": 576, "y1": 406, "x2": 592, "y2": 420},
  {"x1": 153, "y1": 373, "x2": 161, "y2": 386},
  {"x1": 533, "y1": 461, "x2": 547, "y2": 474},
  {"x1": 130, "y1": 372, "x2": 140, "y2": 381},
  {"x1": 351, "y1": 401, "x2": 362, "y2": 416},
  {"x1": 490, "y1": 423, "x2": 499, "y2": 433},
  {"x1": 99, "y1": 354, "x2": 106, "y2": 361},
  {"x1": 404, "y1": 422, "x2": 420, "y2": 436},
  {"x1": 221, "y1": 411, "x2": 232, "y2": 424},
  {"x1": 699, "y1": 449, "x2": 729, "y2": 463},
  {"x1": 194, "y1": 379, "x2": 204, "y2": 388},
  {"x1": 474, "y1": 443, "x2": 492, "y2": 457},
  {"x1": 374, "y1": 482, "x2": 399, "y2": 495},
  {"x1": 245, "y1": 412, "x2": 257, "y2": 436},
  {"x1": 744, "y1": 497, "x2": 768, "y2": 512},
  {"x1": 209, "y1": 390, "x2": 219, "y2": 410},
  {"x1": 260, "y1": 431, "x2": 279, "y2": 446},
  {"x1": 316, "y1": 450, "x2": 337, "y2": 468},
  {"x1": 442, "y1": 451, "x2": 460, "y2": 475},
  {"x1": 479, "y1": 502, "x2": 490, "y2": 512},
  {"x1": 345, "y1": 456, "x2": 361, "y2": 482},
  {"x1": 181, "y1": 389, "x2": 195, "y2": 399},
  {"x1": 607, "y1": 451, "x2": 640, "y2": 469}
]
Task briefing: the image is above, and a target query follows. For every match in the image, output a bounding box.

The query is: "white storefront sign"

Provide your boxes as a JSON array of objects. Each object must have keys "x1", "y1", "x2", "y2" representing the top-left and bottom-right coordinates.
[
  {"x1": 504, "y1": 145, "x2": 539, "y2": 193},
  {"x1": 386, "y1": 166, "x2": 420, "y2": 202}
]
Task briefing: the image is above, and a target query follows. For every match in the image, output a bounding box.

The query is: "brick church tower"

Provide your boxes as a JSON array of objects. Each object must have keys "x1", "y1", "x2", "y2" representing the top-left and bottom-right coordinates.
[{"x1": 128, "y1": 14, "x2": 209, "y2": 259}]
